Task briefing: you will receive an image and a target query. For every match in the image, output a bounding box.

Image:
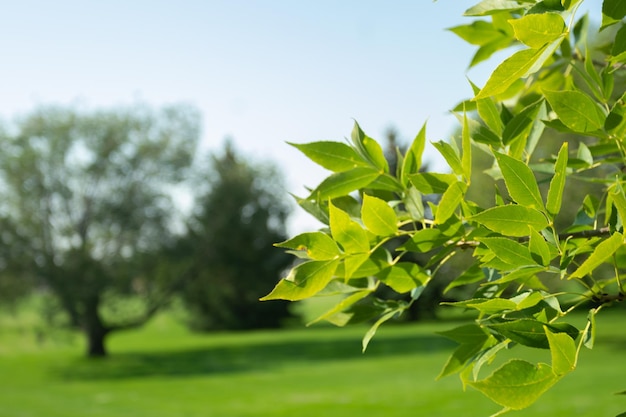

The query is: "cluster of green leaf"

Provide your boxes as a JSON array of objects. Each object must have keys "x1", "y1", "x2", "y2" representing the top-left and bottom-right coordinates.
[{"x1": 263, "y1": 0, "x2": 626, "y2": 414}]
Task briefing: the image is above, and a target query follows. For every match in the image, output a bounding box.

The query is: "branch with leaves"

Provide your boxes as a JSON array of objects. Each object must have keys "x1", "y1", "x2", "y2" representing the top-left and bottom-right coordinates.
[{"x1": 263, "y1": 0, "x2": 626, "y2": 415}]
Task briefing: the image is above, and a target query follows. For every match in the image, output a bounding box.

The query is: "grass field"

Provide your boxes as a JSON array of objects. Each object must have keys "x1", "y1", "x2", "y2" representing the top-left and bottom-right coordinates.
[{"x1": 0, "y1": 306, "x2": 625, "y2": 417}]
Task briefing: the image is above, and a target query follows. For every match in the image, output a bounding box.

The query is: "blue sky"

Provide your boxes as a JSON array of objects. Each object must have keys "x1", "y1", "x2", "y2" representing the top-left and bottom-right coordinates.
[{"x1": 0, "y1": 0, "x2": 603, "y2": 232}]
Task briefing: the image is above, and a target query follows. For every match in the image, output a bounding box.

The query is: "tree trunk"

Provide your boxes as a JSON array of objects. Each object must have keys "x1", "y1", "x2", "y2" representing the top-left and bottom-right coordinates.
[{"x1": 83, "y1": 296, "x2": 109, "y2": 358}]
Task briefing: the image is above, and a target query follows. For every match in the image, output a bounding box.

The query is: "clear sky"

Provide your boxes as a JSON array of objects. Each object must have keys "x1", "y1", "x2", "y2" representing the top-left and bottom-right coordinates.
[{"x1": 0, "y1": 0, "x2": 603, "y2": 232}]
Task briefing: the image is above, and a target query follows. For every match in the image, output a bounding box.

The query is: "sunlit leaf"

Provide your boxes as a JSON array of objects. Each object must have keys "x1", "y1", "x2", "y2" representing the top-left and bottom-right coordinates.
[
  {"x1": 289, "y1": 141, "x2": 369, "y2": 172},
  {"x1": 361, "y1": 194, "x2": 398, "y2": 237},
  {"x1": 436, "y1": 181, "x2": 467, "y2": 224},
  {"x1": 470, "y1": 205, "x2": 549, "y2": 237},
  {"x1": 310, "y1": 167, "x2": 379, "y2": 200},
  {"x1": 545, "y1": 327, "x2": 577, "y2": 376},
  {"x1": 509, "y1": 13, "x2": 566, "y2": 48},
  {"x1": 329, "y1": 202, "x2": 369, "y2": 254},
  {"x1": 544, "y1": 90, "x2": 606, "y2": 133},
  {"x1": 261, "y1": 259, "x2": 340, "y2": 301},
  {"x1": 275, "y1": 232, "x2": 341, "y2": 260},
  {"x1": 468, "y1": 360, "x2": 558, "y2": 410},
  {"x1": 546, "y1": 143, "x2": 568, "y2": 219},
  {"x1": 570, "y1": 232, "x2": 624, "y2": 279},
  {"x1": 494, "y1": 152, "x2": 544, "y2": 211}
]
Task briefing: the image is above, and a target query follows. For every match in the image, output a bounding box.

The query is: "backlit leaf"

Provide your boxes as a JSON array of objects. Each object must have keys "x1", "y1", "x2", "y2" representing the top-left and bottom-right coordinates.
[
  {"x1": 409, "y1": 172, "x2": 458, "y2": 194},
  {"x1": 377, "y1": 262, "x2": 429, "y2": 294},
  {"x1": 261, "y1": 259, "x2": 340, "y2": 301},
  {"x1": 544, "y1": 90, "x2": 605, "y2": 133},
  {"x1": 361, "y1": 194, "x2": 398, "y2": 237},
  {"x1": 275, "y1": 232, "x2": 341, "y2": 260},
  {"x1": 351, "y1": 122, "x2": 388, "y2": 172},
  {"x1": 432, "y1": 141, "x2": 463, "y2": 175},
  {"x1": 436, "y1": 181, "x2": 467, "y2": 224},
  {"x1": 468, "y1": 360, "x2": 558, "y2": 410},
  {"x1": 464, "y1": 0, "x2": 523, "y2": 16},
  {"x1": 529, "y1": 229, "x2": 552, "y2": 266},
  {"x1": 545, "y1": 327, "x2": 576, "y2": 376},
  {"x1": 310, "y1": 167, "x2": 379, "y2": 200},
  {"x1": 401, "y1": 123, "x2": 426, "y2": 186},
  {"x1": 475, "y1": 40, "x2": 562, "y2": 99},
  {"x1": 329, "y1": 202, "x2": 369, "y2": 254},
  {"x1": 569, "y1": 232, "x2": 624, "y2": 279},
  {"x1": 479, "y1": 237, "x2": 537, "y2": 268},
  {"x1": 494, "y1": 152, "x2": 544, "y2": 211},
  {"x1": 546, "y1": 143, "x2": 568, "y2": 218},
  {"x1": 509, "y1": 13, "x2": 566, "y2": 48},
  {"x1": 470, "y1": 205, "x2": 549, "y2": 237},
  {"x1": 289, "y1": 141, "x2": 368, "y2": 172}
]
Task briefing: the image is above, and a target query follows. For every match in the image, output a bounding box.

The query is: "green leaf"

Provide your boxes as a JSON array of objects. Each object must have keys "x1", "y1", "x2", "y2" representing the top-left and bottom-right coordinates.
[
  {"x1": 467, "y1": 298, "x2": 518, "y2": 315},
  {"x1": 546, "y1": 142, "x2": 568, "y2": 218},
  {"x1": 479, "y1": 237, "x2": 537, "y2": 268},
  {"x1": 473, "y1": 82, "x2": 504, "y2": 134},
  {"x1": 470, "y1": 205, "x2": 548, "y2": 237},
  {"x1": 508, "y1": 13, "x2": 566, "y2": 48},
  {"x1": 609, "y1": 183, "x2": 626, "y2": 227},
  {"x1": 329, "y1": 202, "x2": 369, "y2": 254},
  {"x1": 409, "y1": 172, "x2": 458, "y2": 194},
  {"x1": 437, "y1": 324, "x2": 493, "y2": 379},
  {"x1": 261, "y1": 259, "x2": 340, "y2": 301},
  {"x1": 583, "y1": 309, "x2": 596, "y2": 349},
  {"x1": 464, "y1": 0, "x2": 523, "y2": 16},
  {"x1": 404, "y1": 186, "x2": 425, "y2": 221},
  {"x1": 361, "y1": 194, "x2": 398, "y2": 237},
  {"x1": 476, "y1": 40, "x2": 562, "y2": 99},
  {"x1": 543, "y1": 90, "x2": 606, "y2": 133},
  {"x1": 488, "y1": 319, "x2": 552, "y2": 348},
  {"x1": 602, "y1": 0, "x2": 626, "y2": 29},
  {"x1": 448, "y1": 20, "x2": 505, "y2": 46},
  {"x1": 502, "y1": 99, "x2": 543, "y2": 146},
  {"x1": 529, "y1": 229, "x2": 552, "y2": 266},
  {"x1": 545, "y1": 327, "x2": 576, "y2": 376},
  {"x1": 439, "y1": 341, "x2": 486, "y2": 379},
  {"x1": 399, "y1": 228, "x2": 449, "y2": 253},
  {"x1": 275, "y1": 232, "x2": 341, "y2": 260},
  {"x1": 401, "y1": 123, "x2": 426, "y2": 186},
  {"x1": 343, "y1": 253, "x2": 371, "y2": 280},
  {"x1": 436, "y1": 181, "x2": 467, "y2": 225},
  {"x1": 462, "y1": 112, "x2": 472, "y2": 182},
  {"x1": 570, "y1": 232, "x2": 624, "y2": 279},
  {"x1": 362, "y1": 308, "x2": 400, "y2": 352},
  {"x1": 494, "y1": 152, "x2": 544, "y2": 211},
  {"x1": 308, "y1": 290, "x2": 372, "y2": 326},
  {"x1": 378, "y1": 262, "x2": 429, "y2": 294},
  {"x1": 468, "y1": 360, "x2": 558, "y2": 410},
  {"x1": 432, "y1": 141, "x2": 463, "y2": 175},
  {"x1": 351, "y1": 122, "x2": 388, "y2": 172},
  {"x1": 289, "y1": 141, "x2": 368, "y2": 172},
  {"x1": 310, "y1": 167, "x2": 379, "y2": 200}
]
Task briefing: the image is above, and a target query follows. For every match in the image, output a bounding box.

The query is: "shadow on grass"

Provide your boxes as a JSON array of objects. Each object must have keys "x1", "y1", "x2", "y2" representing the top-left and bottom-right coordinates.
[{"x1": 54, "y1": 331, "x2": 454, "y2": 381}]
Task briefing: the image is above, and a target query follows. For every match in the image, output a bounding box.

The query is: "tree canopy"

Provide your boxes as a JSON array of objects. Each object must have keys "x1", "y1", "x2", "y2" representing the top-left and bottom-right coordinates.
[
  {"x1": 263, "y1": 0, "x2": 626, "y2": 414},
  {"x1": 176, "y1": 141, "x2": 293, "y2": 330},
  {"x1": 0, "y1": 104, "x2": 200, "y2": 356}
]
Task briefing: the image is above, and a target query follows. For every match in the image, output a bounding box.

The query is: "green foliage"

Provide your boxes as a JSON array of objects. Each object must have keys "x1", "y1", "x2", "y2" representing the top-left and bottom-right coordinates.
[
  {"x1": 178, "y1": 142, "x2": 293, "y2": 330},
  {"x1": 263, "y1": 0, "x2": 626, "y2": 414},
  {"x1": 0, "y1": 104, "x2": 200, "y2": 357}
]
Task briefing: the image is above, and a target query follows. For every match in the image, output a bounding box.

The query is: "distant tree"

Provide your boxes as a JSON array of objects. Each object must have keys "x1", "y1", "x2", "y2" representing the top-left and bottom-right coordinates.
[
  {"x1": 0, "y1": 104, "x2": 200, "y2": 357},
  {"x1": 177, "y1": 141, "x2": 293, "y2": 330}
]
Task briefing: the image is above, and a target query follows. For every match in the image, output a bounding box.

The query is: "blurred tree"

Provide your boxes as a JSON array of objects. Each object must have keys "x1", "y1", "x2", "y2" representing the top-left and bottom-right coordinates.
[
  {"x1": 0, "y1": 104, "x2": 200, "y2": 356},
  {"x1": 176, "y1": 141, "x2": 293, "y2": 330}
]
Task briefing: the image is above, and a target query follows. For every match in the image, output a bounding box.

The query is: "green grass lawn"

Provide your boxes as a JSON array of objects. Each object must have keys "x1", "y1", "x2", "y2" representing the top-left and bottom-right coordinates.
[{"x1": 0, "y1": 307, "x2": 625, "y2": 417}]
